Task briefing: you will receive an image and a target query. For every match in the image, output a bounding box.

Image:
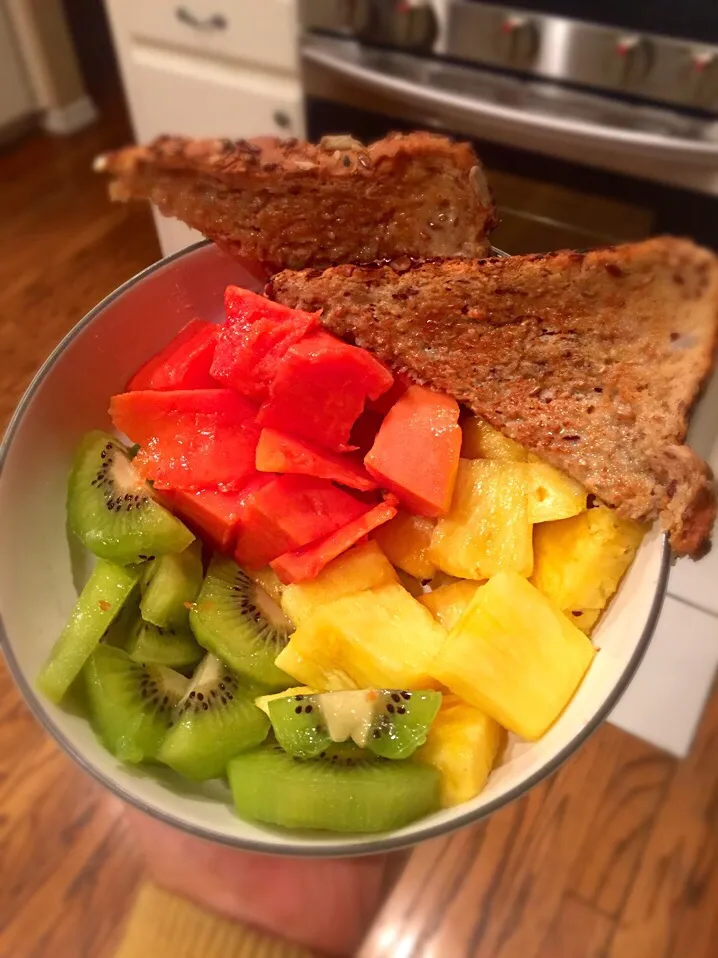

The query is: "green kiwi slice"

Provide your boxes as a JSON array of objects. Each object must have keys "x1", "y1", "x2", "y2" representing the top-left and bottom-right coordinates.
[
  {"x1": 157, "y1": 654, "x2": 270, "y2": 781},
  {"x1": 227, "y1": 743, "x2": 440, "y2": 833},
  {"x1": 67, "y1": 431, "x2": 194, "y2": 565},
  {"x1": 84, "y1": 644, "x2": 188, "y2": 763},
  {"x1": 190, "y1": 556, "x2": 293, "y2": 692},
  {"x1": 100, "y1": 583, "x2": 141, "y2": 649},
  {"x1": 140, "y1": 540, "x2": 203, "y2": 629},
  {"x1": 269, "y1": 689, "x2": 442, "y2": 760},
  {"x1": 38, "y1": 559, "x2": 141, "y2": 704},
  {"x1": 126, "y1": 618, "x2": 203, "y2": 672}
]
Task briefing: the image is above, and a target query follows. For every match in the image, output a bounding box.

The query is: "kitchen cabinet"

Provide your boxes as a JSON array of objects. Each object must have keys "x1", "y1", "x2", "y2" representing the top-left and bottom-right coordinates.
[{"x1": 104, "y1": 0, "x2": 304, "y2": 255}]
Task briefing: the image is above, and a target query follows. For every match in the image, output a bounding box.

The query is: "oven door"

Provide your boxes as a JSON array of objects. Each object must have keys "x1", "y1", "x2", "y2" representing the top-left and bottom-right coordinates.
[{"x1": 301, "y1": 34, "x2": 718, "y2": 195}]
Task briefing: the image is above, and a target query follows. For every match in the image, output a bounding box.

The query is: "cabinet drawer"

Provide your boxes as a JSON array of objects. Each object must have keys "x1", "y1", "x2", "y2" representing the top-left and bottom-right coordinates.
[
  {"x1": 128, "y1": 52, "x2": 304, "y2": 142},
  {"x1": 110, "y1": 0, "x2": 298, "y2": 74}
]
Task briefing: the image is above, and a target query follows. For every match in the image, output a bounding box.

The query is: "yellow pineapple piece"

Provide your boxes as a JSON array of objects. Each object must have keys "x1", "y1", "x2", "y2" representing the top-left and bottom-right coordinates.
[
  {"x1": 417, "y1": 694, "x2": 503, "y2": 806},
  {"x1": 373, "y1": 509, "x2": 437, "y2": 579},
  {"x1": 429, "y1": 459, "x2": 533, "y2": 579},
  {"x1": 255, "y1": 686, "x2": 315, "y2": 716},
  {"x1": 420, "y1": 580, "x2": 483, "y2": 630},
  {"x1": 531, "y1": 506, "x2": 645, "y2": 631},
  {"x1": 281, "y1": 541, "x2": 396, "y2": 626},
  {"x1": 528, "y1": 462, "x2": 587, "y2": 524},
  {"x1": 570, "y1": 608, "x2": 602, "y2": 635},
  {"x1": 433, "y1": 571, "x2": 595, "y2": 739},
  {"x1": 275, "y1": 582, "x2": 446, "y2": 691},
  {"x1": 461, "y1": 415, "x2": 527, "y2": 461}
]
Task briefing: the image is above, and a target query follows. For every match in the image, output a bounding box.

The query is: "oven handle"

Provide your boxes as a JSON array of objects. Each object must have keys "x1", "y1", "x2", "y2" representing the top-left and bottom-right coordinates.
[{"x1": 302, "y1": 38, "x2": 718, "y2": 166}]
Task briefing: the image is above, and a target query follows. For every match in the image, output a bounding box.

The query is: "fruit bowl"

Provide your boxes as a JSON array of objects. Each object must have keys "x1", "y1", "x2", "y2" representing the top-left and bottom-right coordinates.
[{"x1": 0, "y1": 241, "x2": 669, "y2": 855}]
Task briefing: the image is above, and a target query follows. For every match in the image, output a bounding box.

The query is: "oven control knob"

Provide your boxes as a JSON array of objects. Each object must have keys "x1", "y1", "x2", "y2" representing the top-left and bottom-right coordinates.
[
  {"x1": 613, "y1": 35, "x2": 652, "y2": 85},
  {"x1": 497, "y1": 14, "x2": 538, "y2": 65},
  {"x1": 393, "y1": 1, "x2": 437, "y2": 50},
  {"x1": 338, "y1": 0, "x2": 371, "y2": 36},
  {"x1": 688, "y1": 50, "x2": 718, "y2": 106},
  {"x1": 360, "y1": 0, "x2": 437, "y2": 51}
]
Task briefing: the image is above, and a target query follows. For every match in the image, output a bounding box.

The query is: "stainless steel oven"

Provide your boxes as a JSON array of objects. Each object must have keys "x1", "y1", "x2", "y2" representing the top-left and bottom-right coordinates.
[{"x1": 298, "y1": 0, "x2": 718, "y2": 251}]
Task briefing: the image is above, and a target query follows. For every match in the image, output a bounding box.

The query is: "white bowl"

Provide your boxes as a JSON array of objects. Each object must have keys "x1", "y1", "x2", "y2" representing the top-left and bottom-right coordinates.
[{"x1": 0, "y1": 241, "x2": 669, "y2": 856}]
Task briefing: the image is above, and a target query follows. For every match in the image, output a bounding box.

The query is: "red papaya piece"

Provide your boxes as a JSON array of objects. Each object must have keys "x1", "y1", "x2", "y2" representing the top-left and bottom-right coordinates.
[{"x1": 364, "y1": 385, "x2": 461, "y2": 517}]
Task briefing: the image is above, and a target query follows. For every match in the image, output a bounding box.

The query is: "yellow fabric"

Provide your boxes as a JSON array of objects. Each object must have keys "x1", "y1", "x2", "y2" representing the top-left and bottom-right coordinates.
[{"x1": 114, "y1": 883, "x2": 317, "y2": 958}]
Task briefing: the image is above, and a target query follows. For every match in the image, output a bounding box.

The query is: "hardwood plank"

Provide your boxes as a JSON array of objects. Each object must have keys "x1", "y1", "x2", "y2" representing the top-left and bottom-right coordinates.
[
  {"x1": 569, "y1": 734, "x2": 674, "y2": 917},
  {"x1": 361, "y1": 723, "x2": 679, "y2": 958},
  {"x1": 609, "y1": 679, "x2": 718, "y2": 958},
  {"x1": 0, "y1": 789, "x2": 142, "y2": 958},
  {"x1": 536, "y1": 896, "x2": 615, "y2": 958},
  {"x1": 0, "y1": 98, "x2": 155, "y2": 958}
]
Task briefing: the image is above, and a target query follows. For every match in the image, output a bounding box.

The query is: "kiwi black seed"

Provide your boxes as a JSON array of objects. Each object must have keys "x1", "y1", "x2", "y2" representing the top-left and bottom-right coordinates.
[
  {"x1": 189, "y1": 555, "x2": 294, "y2": 691},
  {"x1": 227, "y1": 742, "x2": 441, "y2": 833},
  {"x1": 67, "y1": 430, "x2": 194, "y2": 565},
  {"x1": 268, "y1": 689, "x2": 442, "y2": 760},
  {"x1": 157, "y1": 654, "x2": 270, "y2": 781},
  {"x1": 84, "y1": 643, "x2": 188, "y2": 763}
]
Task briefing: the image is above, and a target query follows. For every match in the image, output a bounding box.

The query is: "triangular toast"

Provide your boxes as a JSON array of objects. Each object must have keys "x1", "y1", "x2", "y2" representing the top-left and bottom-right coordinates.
[
  {"x1": 95, "y1": 132, "x2": 496, "y2": 270},
  {"x1": 269, "y1": 237, "x2": 718, "y2": 556}
]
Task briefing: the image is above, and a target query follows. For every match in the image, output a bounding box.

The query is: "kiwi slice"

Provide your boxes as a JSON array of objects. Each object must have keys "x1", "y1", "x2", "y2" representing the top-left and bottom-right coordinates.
[
  {"x1": 100, "y1": 583, "x2": 141, "y2": 649},
  {"x1": 126, "y1": 618, "x2": 203, "y2": 672},
  {"x1": 84, "y1": 644, "x2": 188, "y2": 763},
  {"x1": 157, "y1": 654, "x2": 270, "y2": 781},
  {"x1": 228, "y1": 743, "x2": 440, "y2": 833},
  {"x1": 269, "y1": 689, "x2": 442, "y2": 760},
  {"x1": 190, "y1": 556, "x2": 293, "y2": 692},
  {"x1": 38, "y1": 559, "x2": 141, "y2": 704},
  {"x1": 140, "y1": 540, "x2": 203, "y2": 629},
  {"x1": 67, "y1": 431, "x2": 194, "y2": 565}
]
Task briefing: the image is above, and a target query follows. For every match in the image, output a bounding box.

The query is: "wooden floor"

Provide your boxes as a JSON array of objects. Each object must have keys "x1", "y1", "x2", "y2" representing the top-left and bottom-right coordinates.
[{"x1": 1, "y1": 100, "x2": 717, "y2": 958}]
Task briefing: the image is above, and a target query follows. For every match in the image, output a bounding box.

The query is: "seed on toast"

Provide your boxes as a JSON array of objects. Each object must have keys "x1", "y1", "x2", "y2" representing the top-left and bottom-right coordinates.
[
  {"x1": 268, "y1": 237, "x2": 718, "y2": 557},
  {"x1": 94, "y1": 131, "x2": 496, "y2": 270}
]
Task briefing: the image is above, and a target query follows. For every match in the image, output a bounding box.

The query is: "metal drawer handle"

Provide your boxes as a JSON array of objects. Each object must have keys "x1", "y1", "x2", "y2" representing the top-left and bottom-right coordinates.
[{"x1": 175, "y1": 6, "x2": 227, "y2": 31}]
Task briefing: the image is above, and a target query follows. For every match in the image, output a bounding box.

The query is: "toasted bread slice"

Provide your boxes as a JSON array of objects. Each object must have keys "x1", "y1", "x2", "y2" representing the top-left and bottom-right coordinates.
[
  {"x1": 269, "y1": 237, "x2": 718, "y2": 556},
  {"x1": 95, "y1": 132, "x2": 496, "y2": 270}
]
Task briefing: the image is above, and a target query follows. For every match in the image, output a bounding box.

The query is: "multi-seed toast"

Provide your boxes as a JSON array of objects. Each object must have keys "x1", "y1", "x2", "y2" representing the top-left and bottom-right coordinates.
[
  {"x1": 269, "y1": 237, "x2": 718, "y2": 557},
  {"x1": 95, "y1": 132, "x2": 497, "y2": 270}
]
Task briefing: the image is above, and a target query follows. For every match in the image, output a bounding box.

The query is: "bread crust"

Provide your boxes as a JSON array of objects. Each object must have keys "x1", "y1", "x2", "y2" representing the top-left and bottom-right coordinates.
[
  {"x1": 96, "y1": 132, "x2": 497, "y2": 270},
  {"x1": 269, "y1": 237, "x2": 718, "y2": 556}
]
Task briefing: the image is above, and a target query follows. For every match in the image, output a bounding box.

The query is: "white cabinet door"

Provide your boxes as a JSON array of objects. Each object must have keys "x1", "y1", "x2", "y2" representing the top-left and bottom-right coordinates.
[
  {"x1": 124, "y1": 51, "x2": 304, "y2": 255},
  {"x1": 109, "y1": 0, "x2": 298, "y2": 75}
]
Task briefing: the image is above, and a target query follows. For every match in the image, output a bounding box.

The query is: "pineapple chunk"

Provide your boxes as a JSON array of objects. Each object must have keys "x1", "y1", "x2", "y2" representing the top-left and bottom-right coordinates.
[
  {"x1": 420, "y1": 580, "x2": 483, "y2": 630},
  {"x1": 531, "y1": 506, "x2": 645, "y2": 632},
  {"x1": 373, "y1": 509, "x2": 437, "y2": 579},
  {"x1": 461, "y1": 415, "x2": 527, "y2": 461},
  {"x1": 528, "y1": 463, "x2": 587, "y2": 524},
  {"x1": 433, "y1": 572, "x2": 595, "y2": 740},
  {"x1": 429, "y1": 459, "x2": 533, "y2": 579},
  {"x1": 255, "y1": 686, "x2": 315, "y2": 716},
  {"x1": 281, "y1": 541, "x2": 396, "y2": 626},
  {"x1": 417, "y1": 694, "x2": 503, "y2": 807},
  {"x1": 275, "y1": 582, "x2": 446, "y2": 691},
  {"x1": 570, "y1": 608, "x2": 602, "y2": 635}
]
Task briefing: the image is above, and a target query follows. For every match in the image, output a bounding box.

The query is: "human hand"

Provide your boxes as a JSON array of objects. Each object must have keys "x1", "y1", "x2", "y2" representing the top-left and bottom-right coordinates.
[{"x1": 129, "y1": 809, "x2": 403, "y2": 956}]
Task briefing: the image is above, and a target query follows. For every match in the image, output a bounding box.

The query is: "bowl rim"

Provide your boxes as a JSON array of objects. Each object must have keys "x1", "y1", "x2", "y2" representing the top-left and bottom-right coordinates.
[{"x1": 0, "y1": 239, "x2": 671, "y2": 857}]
